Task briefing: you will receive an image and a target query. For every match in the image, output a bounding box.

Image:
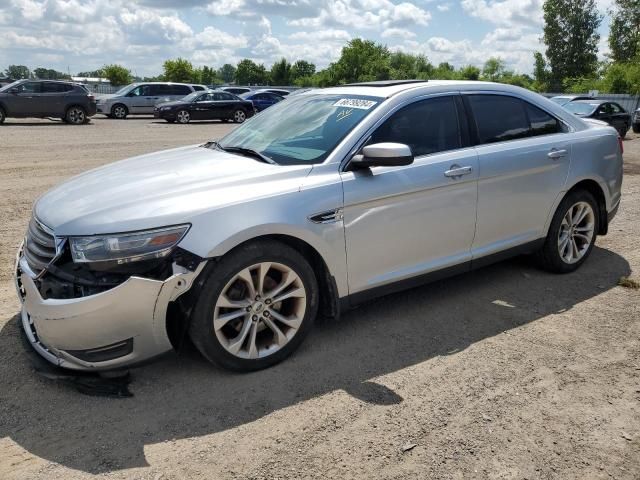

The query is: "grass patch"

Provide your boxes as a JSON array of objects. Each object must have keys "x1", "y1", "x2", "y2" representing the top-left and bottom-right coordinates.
[{"x1": 618, "y1": 276, "x2": 640, "y2": 290}]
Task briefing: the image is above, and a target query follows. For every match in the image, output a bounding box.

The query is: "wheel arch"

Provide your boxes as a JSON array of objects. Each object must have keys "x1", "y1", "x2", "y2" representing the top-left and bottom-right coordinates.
[{"x1": 560, "y1": 179, "x2": 609, "y2": 235}]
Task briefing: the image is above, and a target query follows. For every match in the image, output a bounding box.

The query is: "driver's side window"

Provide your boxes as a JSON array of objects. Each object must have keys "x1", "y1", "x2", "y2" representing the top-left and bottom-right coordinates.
[{"x1": 369, "y1": 96, "x2": 461, "y2": 157}]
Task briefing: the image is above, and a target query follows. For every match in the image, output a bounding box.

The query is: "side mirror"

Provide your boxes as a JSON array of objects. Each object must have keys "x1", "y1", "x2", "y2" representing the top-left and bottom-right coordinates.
[
  {"x1": 348, "y1": 143, "x2": 414, "y2": 170},
  {"x1": 9, "y1": 87, "x2": 19, "y2": 94}
]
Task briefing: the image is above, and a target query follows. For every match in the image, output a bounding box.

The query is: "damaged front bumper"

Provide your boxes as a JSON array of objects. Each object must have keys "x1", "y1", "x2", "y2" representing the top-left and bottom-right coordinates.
[{"x1": 15, "y1": 248, "x2": 205, "y2": 371}]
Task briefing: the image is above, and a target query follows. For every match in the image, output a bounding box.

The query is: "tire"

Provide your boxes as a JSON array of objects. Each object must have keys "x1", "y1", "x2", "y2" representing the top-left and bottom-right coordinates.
[
  {"x1": 176, "y1": 109, "x2": 190, "y2": 124},
  {"x1": 536, "y1": 189, "x2": 599, "y2": 273},
  {"x1": 0, "y1": 107, "x2": 5, "y2": 124},
  {"x1": 111, "y1": 104, "x2": 128, "y2": 119},
  {"x1": 189, "y1": 240, "x2": 319, "y2": 371},
  {"x1": 233, "y1": 109, "x2": 247, "y2": 123},
  {"x1": 633, "y1": 123, "x2": 640, "y2": 134},
  {"x1": 65, "y1": 106, "x2": 87, "y2": 125},
  {"x1": 618, "y1": 126, "x2": 627, "y2": 139}
]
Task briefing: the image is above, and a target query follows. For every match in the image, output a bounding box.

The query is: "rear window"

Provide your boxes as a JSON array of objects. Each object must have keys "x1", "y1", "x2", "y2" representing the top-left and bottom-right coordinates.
[
  {"x1": 191, "y1": 85, "x2": 205, "y2": 91},
  {"x1": 468, "y1": 95, "x2": 529, "y2": 144}
]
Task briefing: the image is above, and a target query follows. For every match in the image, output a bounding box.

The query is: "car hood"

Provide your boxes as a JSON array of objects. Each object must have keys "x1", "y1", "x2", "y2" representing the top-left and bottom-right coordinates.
[{"x1": 35, "y1": 144, "x2": 313, "y2": 235}]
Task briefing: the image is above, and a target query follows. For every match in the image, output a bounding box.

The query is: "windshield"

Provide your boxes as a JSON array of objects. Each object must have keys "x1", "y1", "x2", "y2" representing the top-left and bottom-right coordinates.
[
  {"x1": 564, "y1": 102, "x2": 598, "y2": 115},
  {"x1": 0, "y1": 80, "x2": 23, "y2": 92},
  {"x1": 181, "y1": 91, "x2": 202, "y2": 102},
  {"x1": 113, "y1": 84, "x2": 133, "y2": 96},
  {"x1": 218, "y1": 94, "x2": 382, "y2": 165}
]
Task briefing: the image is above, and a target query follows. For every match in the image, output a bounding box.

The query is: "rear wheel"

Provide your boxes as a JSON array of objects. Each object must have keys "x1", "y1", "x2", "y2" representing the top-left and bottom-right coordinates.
[
  {"x1": 65, "y1": 106, "x2": 87, "y2": 125},
  {"x1": 111, "y1": 104, "x2": 128, "y2": 119},
  {"x1": 536, "y1": 190, "x2": 598, "y2": 273},
  {"x1": 0, "y1": 107, "x2": 5, "y2": 124},
  {"x1": 176, "y1": 109, "x2": 190, "y2": 124},
  {"x1": 233, "y1": 109, "x2": 246, "y2": 123},
  {"x1": 633, "y1": 123, "x2": 640, "y2": 133},
  {"x1": 189, "y1": 240, "x2": 319, "y2": 371}
]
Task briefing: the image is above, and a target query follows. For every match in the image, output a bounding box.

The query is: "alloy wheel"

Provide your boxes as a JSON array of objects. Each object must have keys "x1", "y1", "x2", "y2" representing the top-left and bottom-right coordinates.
[
  {"x1": 557, "y1": 201, "x2": 595, "y2": 264},
  {"x1": 177, "y1": 110, "x2": 190, "y2": 124},
  {"x1": 234, "y1": 110, "x2": 246, "y2": 123},
  {"x1": 112, "y1": 105, "x2": 127, "y2": 119},
  {"x1": 66, "y1": 107, "x2": 86, "y2": 125},
  {"x1": 213, "y1": 262, "x2": 307, "y2": 359}
]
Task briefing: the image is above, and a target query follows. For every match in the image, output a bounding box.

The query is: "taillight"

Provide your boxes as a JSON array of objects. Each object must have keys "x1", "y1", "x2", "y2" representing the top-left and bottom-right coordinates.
[
  {"x1": 88, "y1": 94, "x2": 95, "y2": 101},
  {"x1": 618, "y1": 136, "x2": 624, "y2": 155}
]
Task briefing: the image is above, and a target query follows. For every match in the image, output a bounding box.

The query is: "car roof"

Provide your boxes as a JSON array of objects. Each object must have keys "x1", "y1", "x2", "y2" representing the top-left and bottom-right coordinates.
[
  {"x1": 316, "y1": 80, "x2": 525, "y2": 98},
  {"x1": 571, "y1": 99, "x2": 605, "y2": 105}
]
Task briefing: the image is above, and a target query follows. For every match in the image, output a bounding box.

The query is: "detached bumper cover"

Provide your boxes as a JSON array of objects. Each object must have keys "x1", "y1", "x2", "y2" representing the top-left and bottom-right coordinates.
[{"x1": 15, "y1": 252, "x2": 204, "y2": 371}]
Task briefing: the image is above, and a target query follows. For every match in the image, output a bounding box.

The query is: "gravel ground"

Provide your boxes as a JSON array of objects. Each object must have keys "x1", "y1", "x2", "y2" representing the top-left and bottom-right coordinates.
[{"x1": 0, "y1": 116, "x2": 639, "y2": 480}]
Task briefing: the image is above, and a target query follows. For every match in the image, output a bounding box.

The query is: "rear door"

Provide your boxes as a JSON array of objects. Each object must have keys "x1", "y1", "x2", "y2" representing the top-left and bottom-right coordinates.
[
  {"x1": 465, "y1": 93, "x2": 571, "y2": 258},
  {"x1": 40, "y1": 82, "x2": 71, "y2": 115},
  {"x1": 215, "y1": 92, "x2": 237, "y2": 118}
]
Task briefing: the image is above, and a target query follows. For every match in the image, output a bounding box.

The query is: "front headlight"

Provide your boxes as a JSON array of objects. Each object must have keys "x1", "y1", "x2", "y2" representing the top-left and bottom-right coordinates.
[
  {"x1": 161, "y1": 106, "x2": 172, "y2": 111},
  {"x1": 69, "y1": 225, "x2": 190, "y2": 264}
]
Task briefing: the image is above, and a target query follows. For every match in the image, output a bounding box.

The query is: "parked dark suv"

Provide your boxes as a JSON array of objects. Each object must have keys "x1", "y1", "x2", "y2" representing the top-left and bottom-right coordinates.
[{"x1": 0, "y1": 80, "x2": 96, "y2": 124}]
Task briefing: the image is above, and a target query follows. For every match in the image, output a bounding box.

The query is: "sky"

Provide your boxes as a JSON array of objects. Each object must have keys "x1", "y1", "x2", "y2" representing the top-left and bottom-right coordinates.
[{"x1": 0, "y1": 0, "x2": 615, "y2": 77}]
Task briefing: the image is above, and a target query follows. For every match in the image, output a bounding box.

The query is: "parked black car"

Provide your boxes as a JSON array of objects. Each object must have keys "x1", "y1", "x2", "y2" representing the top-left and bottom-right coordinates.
[
  {"x1": 0, "y1": 79, "x2": 96, "y2": 124},
  {"x1": 632, "y1": 108, "x2": 639, "y2": 133},
  {"x1": 239, "y1": 90, "x2": 285, "y2": 111},
  {"x1": 154, "y1": 90, "x2": 256, "y2": 124},
  {"x1": 564, "y1": 100, "x2": 631, "y2": 138}
]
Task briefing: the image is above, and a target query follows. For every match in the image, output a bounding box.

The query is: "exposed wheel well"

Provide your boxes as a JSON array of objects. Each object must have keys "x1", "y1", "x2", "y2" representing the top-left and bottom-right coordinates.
[
  {"x1": 566, "y1": 180, "x2": 608, "y2": 235},
  {"x1": 166, "y1": 234, "x2": 341, "y2": 350}
]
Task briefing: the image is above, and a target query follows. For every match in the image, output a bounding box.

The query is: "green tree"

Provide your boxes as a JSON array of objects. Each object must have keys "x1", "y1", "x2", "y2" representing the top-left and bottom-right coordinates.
[
  {"x1": 543, "y1": 0, "x2": 602, "y2": 90},
  {"x1": 290, "y1": 60, "x2": 316, "y2": 81},
  {"x1": 481, "y1": 57, "x2": 506, "y2": 81},
  {"x1": 235, "y1": 59, "x2": 269, "y2": 85},
  {"x1": 218, "y1": 63, "x2": 236, "y2": 83},
  {"x1": 532, "y1": 52, "x2": 550, "y2": 90},
  {"x1": 4, "y1": 65, "x2": 30, "y2": 79},
  {"x1": 333, "y1": 39, "x2": 391, "y2": 83},
  {"x1": 459, "y1": 65, "x2": 481, "y2": 80},
  {"x1": 76, "y1": 70, "x2": 103, "y2": 77},
  {"x1": 197, "y1": 66, "x2": 221, "y2": 85},
  {"x1": 270, "y1": 58, "x2": 292, "y2": 85},
  {"x1": 608, "y1": 0, "x2": 640, "y2": 62},
  {"x1": 101, "y1": 64, "x2": 132, "y2": 86},
  {"x1": 162, "y1": 58, "x2": 195, "y2": 83},
  {"x1": 33, "y1": 68, "x2": 69, "y2": 80}
]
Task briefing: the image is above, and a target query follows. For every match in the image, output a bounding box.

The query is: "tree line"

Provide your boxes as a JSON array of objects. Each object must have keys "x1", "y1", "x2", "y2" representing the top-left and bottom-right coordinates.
[{"x1": 3, "y1": 0, "x2": 638, "y2": 94}]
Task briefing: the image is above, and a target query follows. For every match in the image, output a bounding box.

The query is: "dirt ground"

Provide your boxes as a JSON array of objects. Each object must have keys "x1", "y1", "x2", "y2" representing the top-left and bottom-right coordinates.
[{"x1": 0, "y1": 116, "x2": 639, "y2": 480}]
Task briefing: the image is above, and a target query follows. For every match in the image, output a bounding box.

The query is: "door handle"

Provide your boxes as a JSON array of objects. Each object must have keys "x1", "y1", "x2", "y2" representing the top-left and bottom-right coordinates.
[
  {"x1": 444, "y1": 165, "x2": 473, "y2": 178},
  {"x1": 548, "y1": 149, "x2": 568, "y2": 160}
]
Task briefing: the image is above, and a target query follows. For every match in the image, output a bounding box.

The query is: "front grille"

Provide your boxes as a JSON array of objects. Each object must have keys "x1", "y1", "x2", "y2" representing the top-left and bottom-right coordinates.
[{"x1": 24, "y1": 217, "x2": 58, "y2": 276}]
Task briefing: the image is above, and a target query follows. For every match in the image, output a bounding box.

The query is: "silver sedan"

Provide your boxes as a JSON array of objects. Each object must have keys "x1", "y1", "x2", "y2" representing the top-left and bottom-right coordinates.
[{"x1": 16, "y1": 80, "x2": 623, "y2": 372}]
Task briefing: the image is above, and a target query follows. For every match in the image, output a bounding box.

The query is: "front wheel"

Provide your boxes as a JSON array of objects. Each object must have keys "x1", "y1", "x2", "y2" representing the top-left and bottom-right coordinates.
[
  {"x1": 0, "y1": 107, "x2": 5, "y2": 124},
  {"x1": 189, "y1": 240, "x2": 319, "y2": 371},
  {"x1": 536, "y1": 190, "x2": 598, "y2": 273},
  {"x1": 233, "y1": 109, "x2": 246, "y2": 123},
  {"x1": 111, "y1": 104, "x2": 128, "y2": 119},
  {"x1": 65, "y1": 106, "x2": 87, "y2": 124},
  {"x1": 176, "y1": 109, "x2": 190, "y2": 124}
]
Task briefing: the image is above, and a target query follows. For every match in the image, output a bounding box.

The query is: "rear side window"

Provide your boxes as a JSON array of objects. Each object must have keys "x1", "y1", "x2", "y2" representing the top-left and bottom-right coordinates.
[
  {"x1": 610, "y1": 103, "x2": 624, "y2": 113},
  {"x1": 170, "y1": 85, "x2": 192, "y2": 95},
  {"x1": 370, "y1": 96, "x2": 461, "y2": 157},
  {"x1": 468, "y1": 95, "x2": 529, "y2": 144},
  {"x1": 41, "y1": 83, "x2": 73, "y2": 93},
  {"x1": 526, "y1": 103, "x2": 563, "y2": 137}
]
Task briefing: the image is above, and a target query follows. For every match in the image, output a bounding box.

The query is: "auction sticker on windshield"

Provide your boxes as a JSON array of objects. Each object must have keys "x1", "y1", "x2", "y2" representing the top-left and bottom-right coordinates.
[{"x1": 333, "y1": 98, "x2": 378, "y2": 110}]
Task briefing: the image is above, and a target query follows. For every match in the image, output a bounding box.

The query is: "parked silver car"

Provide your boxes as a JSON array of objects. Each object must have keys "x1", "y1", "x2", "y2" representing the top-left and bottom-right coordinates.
[
  {"x1": 96, "y1": 82, "x2": 207, "y2": 119},
  {"x1": 15, "y1": 80, "x2": 623, "y2": 372}
]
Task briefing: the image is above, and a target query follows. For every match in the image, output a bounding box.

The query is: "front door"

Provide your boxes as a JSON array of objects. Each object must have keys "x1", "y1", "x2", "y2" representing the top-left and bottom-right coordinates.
[
  {"x1": 6, "y1": 81, "x2": 41, "y2": 116},
  {"x1": 341, "y1": 95, "x2": 478, "y2": 295}
]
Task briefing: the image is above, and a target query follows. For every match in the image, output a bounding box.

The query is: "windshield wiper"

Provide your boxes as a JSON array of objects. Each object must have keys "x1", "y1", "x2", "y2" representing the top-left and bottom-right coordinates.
[{"x1": 218, "y1": 146, "x2": 278, "y2": 165}]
